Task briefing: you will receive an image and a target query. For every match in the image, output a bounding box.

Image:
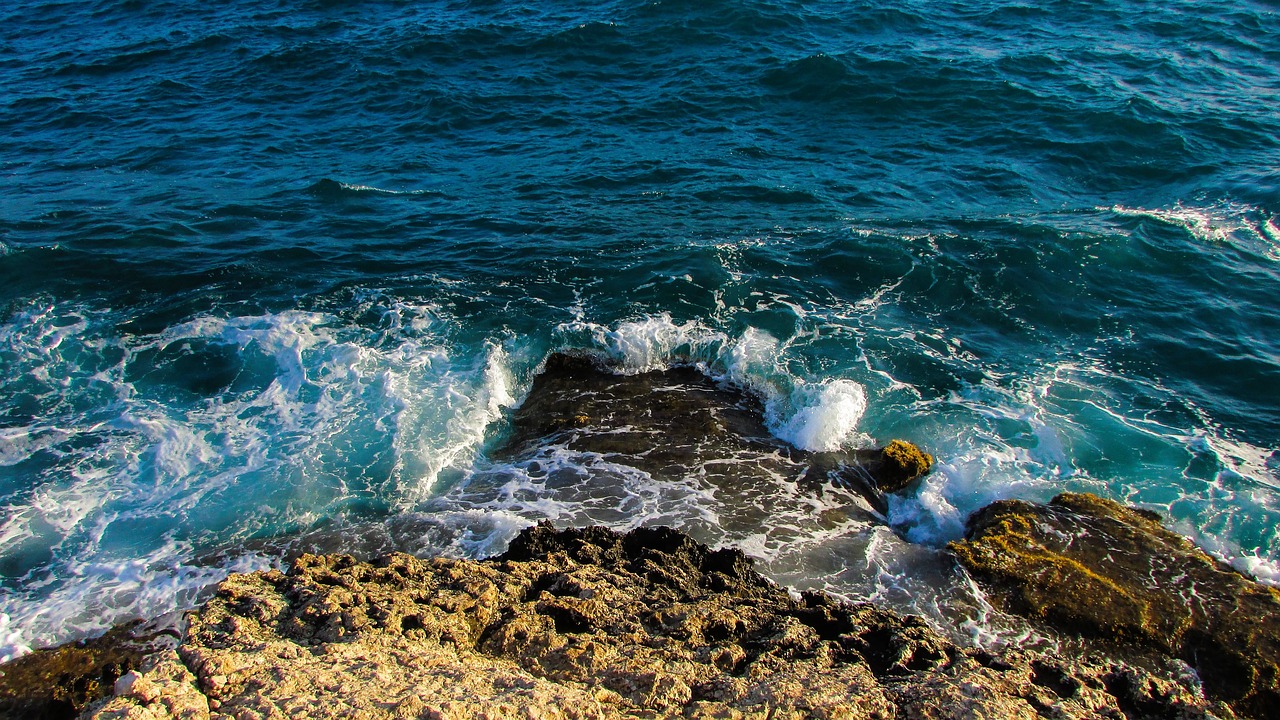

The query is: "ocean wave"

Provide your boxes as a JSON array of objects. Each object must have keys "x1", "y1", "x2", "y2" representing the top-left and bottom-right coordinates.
[
  {"x1": 0, "y1": 296, "x2": 516, "y2": 653},
  {"x1": 1108, "y1": 202, "x2": 1280, "y2": 261},
  {"x1": 553, "y1": 314, "x2": 871, "y2": 453},
  {"x1": 879, "y1": 351, "x2": 1280, "y2": 588}
]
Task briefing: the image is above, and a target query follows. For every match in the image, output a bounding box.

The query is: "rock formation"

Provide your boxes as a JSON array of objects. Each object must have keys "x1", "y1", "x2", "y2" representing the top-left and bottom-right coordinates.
[
  {"x1": 77, "y1": 523, "x2": 1221, "y2": 720},
  {"x1": 490, "y1": 353, "x2": 932, "y2": 515},
  {"x1": 951, "y1": 492, "x2": 1280, "y2": 719},
  {"x1": 7, "y1": 355, "x2": 1274, "y2": 720},
  {"x1": 0, "y1": 620, "x2": 174, "y2": 720}
]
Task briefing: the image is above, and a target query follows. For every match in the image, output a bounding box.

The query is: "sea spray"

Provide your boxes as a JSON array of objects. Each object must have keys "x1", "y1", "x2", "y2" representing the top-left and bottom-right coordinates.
[{"x1": 2, "y1": 0, "x2": 1278, "y2": 662}]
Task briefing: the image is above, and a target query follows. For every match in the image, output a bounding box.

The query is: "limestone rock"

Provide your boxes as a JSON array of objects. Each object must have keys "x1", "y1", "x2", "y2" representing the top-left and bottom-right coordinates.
[
  {"x1": 950, "y1": 491, "x2": 1280, "y2": 718},
  {"x1": 76, "y1": 522, "x2": 1222, "y2": 720},
  {"x1": 91, "y1": 650, "x2": 208, "y2": 720}
]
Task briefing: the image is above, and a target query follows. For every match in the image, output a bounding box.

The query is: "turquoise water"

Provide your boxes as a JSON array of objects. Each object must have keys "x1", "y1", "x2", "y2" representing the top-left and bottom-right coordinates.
[{"x1": 1, "y1": 0, "x2": 1278, "y2": 657}]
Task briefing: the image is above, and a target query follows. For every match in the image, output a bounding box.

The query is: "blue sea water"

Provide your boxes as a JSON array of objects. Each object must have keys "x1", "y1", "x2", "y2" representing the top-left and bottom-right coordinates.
[{"x1": 1, "y1": 0, "x2": 1278, "y2": 658}]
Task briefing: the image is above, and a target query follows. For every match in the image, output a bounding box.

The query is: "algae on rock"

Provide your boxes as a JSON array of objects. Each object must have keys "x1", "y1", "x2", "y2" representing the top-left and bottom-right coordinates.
[
  {"x1": 0, "y1": 620, "x2": 175, "y2": 720},
  {"x1": 951, "y1": 492, "x2": 1280, "y2": 719}
]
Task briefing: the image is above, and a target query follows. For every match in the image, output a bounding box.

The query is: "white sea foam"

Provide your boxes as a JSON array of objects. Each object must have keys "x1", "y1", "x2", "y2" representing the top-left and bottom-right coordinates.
[
  {"x1": 1164, "y1": 432, "x2": 1280, "y2": 587},
  {"x1": 1232, "y1": 555, "x2": 1280, "y2": 586},
  {"x1": 453, "y1": 446, "x2": 723, "y2": 542},
  {"x1": 555, "y1": 313, "x2": 727, "y2": 374},
  {"x1": 1111, "y1": 203, "x2": 1238, "y2": 242},
  {"x1": 0, "y1": 297, "x2": 519, "y2": 654},
  {"x1": 1108, "y1": 202, "x2": 1280, "y2": 260},
  {"x1": 0, "y1": 613, "x2": 31, "y2": 664},
  {"x1": 884, "y1": 371, "x2": 1079, "y2": 547},
  {"x1": 4, "y1": 290, "x2": 1276, "y2": 659},
  {"x1": 1194, "y1": 433, "x2": 1280, "y2": 490},
  {"x1": 774, "y1": 380, "x2": 868, "y2": 452},
  {"x1": 553, "y1": 316, "x2": 871, "y2": 452},
  {"x1": 876, "y1": 345, "x2": 1280, "y2": 596}
]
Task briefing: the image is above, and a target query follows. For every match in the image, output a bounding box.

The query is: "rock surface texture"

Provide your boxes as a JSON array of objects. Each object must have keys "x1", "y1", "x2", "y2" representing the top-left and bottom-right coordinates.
[
  {"x1": 80, "y1": 523, "x2": 1224, "y2": 720},
  {"x1": 951, "y1": 492, "x2": 1280, "y2": 719},
  {"x1": 490, "y1": 353, "x2": 933, "y2": 515},
  {"x1": 0, "y1": 620, "x2": 174, "y2": 720}
]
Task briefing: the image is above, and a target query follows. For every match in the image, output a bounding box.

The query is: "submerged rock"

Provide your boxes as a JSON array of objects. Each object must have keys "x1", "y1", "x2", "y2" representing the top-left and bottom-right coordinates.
[
  {"x1": 80, "y1": 523, "x2": 1220, "y2": 720},
  {"x1": 493, "y1": 352, "x2": 932, "y2": 515},
  {"x1": 951, "y1": 492, "x2": 1280, "y2": 719}
]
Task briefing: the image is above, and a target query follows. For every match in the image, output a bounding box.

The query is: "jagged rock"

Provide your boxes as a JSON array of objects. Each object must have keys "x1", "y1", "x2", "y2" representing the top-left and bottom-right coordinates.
[
  {"x1": 950, "y1": 492, "x2": 1280, "y2": 719},
  {"x1": 78, "y1": 523, "x2": 1222, "y2": 720}
]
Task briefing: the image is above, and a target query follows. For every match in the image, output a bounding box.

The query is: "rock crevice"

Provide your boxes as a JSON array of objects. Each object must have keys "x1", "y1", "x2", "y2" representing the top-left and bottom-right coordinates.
[{"x1": 77, "y1": 522, "x2": 1223, "y2": 720}]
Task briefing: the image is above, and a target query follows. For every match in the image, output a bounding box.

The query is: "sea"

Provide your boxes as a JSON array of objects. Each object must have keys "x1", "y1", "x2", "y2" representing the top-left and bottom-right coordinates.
[{"x1": 1, "y1": 0, "x2": 1278, "y2": 660}]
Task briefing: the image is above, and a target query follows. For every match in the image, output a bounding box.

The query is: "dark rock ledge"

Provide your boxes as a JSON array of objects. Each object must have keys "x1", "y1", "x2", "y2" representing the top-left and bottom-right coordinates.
[
  {"x1": 1, "y1": 517, "x2": 1245, "y2": 720},
  {"x1": 490, "y1": 353, "x2": 935, "y2": 516}
]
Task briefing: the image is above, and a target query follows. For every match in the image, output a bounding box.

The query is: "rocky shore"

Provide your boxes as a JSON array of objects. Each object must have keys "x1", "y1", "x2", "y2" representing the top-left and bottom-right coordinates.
[
  {"x1": 6, "y1": 504, "x2": 1278, "y2": 719},
  {"x1": 951, "y1": 492, "x2": 1280, "y2": 719},
  {"x1": 4, "y1": 354, "x2": 1278, "y2": 719}
]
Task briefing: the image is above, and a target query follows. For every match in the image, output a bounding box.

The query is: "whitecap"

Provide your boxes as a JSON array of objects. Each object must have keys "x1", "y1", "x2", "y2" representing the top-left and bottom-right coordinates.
[
  {"x1": 774, "y1": 380, "x2": 868, "y2": 452},
  {"x1": 1107, "y1": 201, "x2": 1280, "y2": 261}
]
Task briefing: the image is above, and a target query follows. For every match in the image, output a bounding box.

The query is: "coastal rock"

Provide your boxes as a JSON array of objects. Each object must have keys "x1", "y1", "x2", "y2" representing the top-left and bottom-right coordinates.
[
  {"x1": 92, "y1": 651, "x2": 207, "y2": 720},
  {"x1": 492, "y1": 352, "x2": 932, "y2": 515},
  {"x1": 81, "y1": 523, "x2": 1220, "y2": 720},
  {"x1": 0, "y1": 619, "x2": 175, "y2": 720},
  {"x1": 950, "y1": 492, "x2": 1280, "y2": 718}
]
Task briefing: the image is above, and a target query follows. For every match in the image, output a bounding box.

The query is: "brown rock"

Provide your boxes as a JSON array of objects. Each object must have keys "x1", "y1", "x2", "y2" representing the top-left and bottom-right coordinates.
[
  {"x1": 0, "y1": 620, "x2": 173, "y2": 720},
  {"x1": 873, "y1": 440, "x2": 935, "y2": 493},
  {"x1": 950, "y1": 491, "x2": 1280, "y2": 718},
  {"x1": 75, "y1": 523, "x2": 1222, "y2": 720}
]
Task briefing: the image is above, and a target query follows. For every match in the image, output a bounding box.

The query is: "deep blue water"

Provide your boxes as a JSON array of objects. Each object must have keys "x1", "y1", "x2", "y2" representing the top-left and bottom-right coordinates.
[{"x1": 2, "y1": 0, "x2": 1278, "y2": 657}]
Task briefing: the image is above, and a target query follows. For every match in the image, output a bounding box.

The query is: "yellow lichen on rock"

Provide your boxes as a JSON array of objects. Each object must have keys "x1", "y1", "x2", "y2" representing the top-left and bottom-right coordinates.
[
  {"x1": 874, "y1": 440, "x2": 935, "y2": 493},
  {"x1": 952, "y1": 492, "x2": 1280, "y2": 719}
]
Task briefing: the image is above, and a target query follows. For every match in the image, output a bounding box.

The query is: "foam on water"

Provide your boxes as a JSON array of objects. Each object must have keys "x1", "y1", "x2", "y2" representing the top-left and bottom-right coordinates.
[
  {"x1": 3, "y1": 296, "x2": 1276, "y2": 658},
  {"x1": 886, "y1": 373, "x2": 1077, "y2": 545},
  {"x1": 879, "y1": 350, "x2": 1280, "y2": 588},
  {"x1": 456, "y1": 447, "x2": 724, "y2": 536},
  {"x1": 555, "y1": 315, "x2": 871, "y2": 453},
  {"x1": 0, "y1": 296, "x2": 517, "y2": 656},
  {"x1": 774, "y1": 381, "x2": 869, "y2": 453},
  {"x1": 2, "y1": 0, "x2": 1279, "y2": 671},
  {"x1": 1109, "y1": 202, "x2": 1280, "y2": 261},
  {"x1": 0, "y1": 302, "x2": 883, "y2": 656}
]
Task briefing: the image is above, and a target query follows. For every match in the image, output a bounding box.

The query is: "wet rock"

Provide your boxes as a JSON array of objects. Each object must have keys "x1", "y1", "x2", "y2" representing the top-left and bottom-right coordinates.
[
  {"x1": 0, "y1": 620, "x2": 175, "y2": 720},
  {"x1": 951, "y1": 491, "x2": 1280, "y2": 719},
  {"x1": 81, "y1": 523, "x2": 1222, "y2": 720},
  {"x1": 494, "y1": 352, "x2": 932, "y2": 515},
  {"x1": 872, "y1": 440, "x2": 935, "y2": 493}
]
